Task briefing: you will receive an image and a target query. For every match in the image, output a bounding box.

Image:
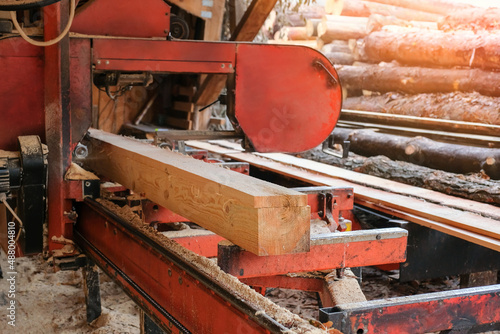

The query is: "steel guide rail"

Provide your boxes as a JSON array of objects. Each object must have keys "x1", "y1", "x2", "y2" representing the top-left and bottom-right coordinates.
[{"x1": 75, "y1": 198, "x2": 290, "y2": 334}]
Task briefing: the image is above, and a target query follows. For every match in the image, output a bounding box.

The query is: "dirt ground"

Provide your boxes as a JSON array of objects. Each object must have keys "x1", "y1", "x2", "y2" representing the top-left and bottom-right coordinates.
[{"x1": 0, "y1": 249, "x2": 139, "y2": 334}]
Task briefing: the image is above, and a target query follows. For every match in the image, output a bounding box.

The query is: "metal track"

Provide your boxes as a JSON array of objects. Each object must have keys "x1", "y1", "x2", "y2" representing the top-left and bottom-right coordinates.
[{"x1": 75, "y1": 199, "x2": 290, "y2": 334}]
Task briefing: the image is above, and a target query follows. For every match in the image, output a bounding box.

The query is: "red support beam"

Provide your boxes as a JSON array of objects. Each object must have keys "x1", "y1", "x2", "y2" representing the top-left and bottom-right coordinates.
[
  {"x1": 75, "y1": 199, "x2": 291, "y2": 333},
  {"x1": 44, "y1": 1, "x2": 74, "y2": 250},
  {"x1": 218, "y1": 228, "x2": 407, "y2": 278}
]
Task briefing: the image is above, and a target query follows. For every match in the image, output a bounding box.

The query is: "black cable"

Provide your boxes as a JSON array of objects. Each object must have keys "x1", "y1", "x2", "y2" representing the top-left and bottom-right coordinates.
[{"x1": 0, "y1": 0, "x2": 62, "y2": 11}]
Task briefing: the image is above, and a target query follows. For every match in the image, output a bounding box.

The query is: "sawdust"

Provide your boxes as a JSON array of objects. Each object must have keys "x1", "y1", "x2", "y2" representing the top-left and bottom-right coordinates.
[
  {"x1": 0, "y1": 250, "x2": 139, "y2": 334},
  {"x1": 96, "y1": 199, "x2": 327, "y2": 333},
  {"x1": 65, "y1": 163, "x2": 99, "y2": 181}
]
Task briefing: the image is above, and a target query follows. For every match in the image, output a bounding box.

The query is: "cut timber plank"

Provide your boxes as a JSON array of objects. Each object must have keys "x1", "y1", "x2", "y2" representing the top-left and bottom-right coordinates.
[
  {"x1": 194, "y1": 140, "x2": 500, "y2": 221},
  {"x1": 186, "y1": 140, "x2": 500, "y2": 251},
  {"x1": 83, "y1": 129, "x2": 310, "y2": 256}
]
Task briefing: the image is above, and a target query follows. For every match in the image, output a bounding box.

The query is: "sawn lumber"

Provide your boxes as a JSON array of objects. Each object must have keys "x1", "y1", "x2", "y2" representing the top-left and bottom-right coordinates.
[
  {"x1": 82, "y1": 129, "x2": 310, "y2": 256},
  {"x1": 186, "y1": 140, "x2": 500, "y2": 252}
]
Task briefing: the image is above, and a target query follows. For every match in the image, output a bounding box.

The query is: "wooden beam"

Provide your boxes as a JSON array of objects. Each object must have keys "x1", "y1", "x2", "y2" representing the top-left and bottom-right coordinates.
[
  {"x1": 231, "y1": 0, "x2": 278, "y2": 42},
  {"x1": 186, "y1": 140, "x2": 500, "y2": 251},
  {"x1": 82, "y1": 129, "x2": 310, "y2": 256},
  {"x1": 195, "y1": 0, "x2": 278, "y2": 106}
]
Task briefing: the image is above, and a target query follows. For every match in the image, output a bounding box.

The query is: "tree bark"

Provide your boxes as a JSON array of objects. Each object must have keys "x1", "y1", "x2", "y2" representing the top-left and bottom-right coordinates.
[
  {"x1": 342, "y1": 92, "x2": 500, "y2": 125},
  {"x1": 325, "y1": 51, "x2": 355, "y2": 65},
  {"x1": 439, "y1": 7, "x2": 500, "y2": 31},
  {"x1": 364, "y1": 26, "x2": 500, "y2": 70},
  {"x1": 331, "y1": 128, "x2": 500, "y2": 179},
  {"x1": 336, "y1": 64, "x2": 500, "y2": 97},
  {"x1": 299, "y1": 148, "x2": 500, "y2": 206}
]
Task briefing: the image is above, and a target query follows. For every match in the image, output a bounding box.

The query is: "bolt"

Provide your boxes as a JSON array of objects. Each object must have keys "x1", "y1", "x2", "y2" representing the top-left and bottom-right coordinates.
[
  {"x1": 239, "y1": 269, "x2": 244, "y2": 276},
  {"x1": 221, "y1": 63, "x2": 225, "y2": 68},
  {"x1": 178, "y1": 276, "x2": 183, "y2": 285},
  {"x1": 113, "y1": 228, "x2": 117, "y2": 235},
  {"x1": 97, "y1": 60, "x2": 101, "y2": 65},
  {"x1": 85, "y1": 181, "x2": 91, "y2": 187},
  {"x1": 376, "y1": 234, "x2": 381, "y2": 240},
  {"x1": 229, "y1": 64, "x2": 233, "y2": 68},
  {"x1": 105, "y1": 60, "x2": 110, "y2": 65},
  {"x1": 168, "y1": 268, "x2": 172, "y2": 277}
]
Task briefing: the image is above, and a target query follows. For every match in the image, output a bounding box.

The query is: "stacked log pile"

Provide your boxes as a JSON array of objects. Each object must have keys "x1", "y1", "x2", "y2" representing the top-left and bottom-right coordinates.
[
  {"x1": 275, "y1": 1, "x2": 500, "y2": 195},
  {"x1": 274, "y1": 1, "x2": 500, "y2": 123}
]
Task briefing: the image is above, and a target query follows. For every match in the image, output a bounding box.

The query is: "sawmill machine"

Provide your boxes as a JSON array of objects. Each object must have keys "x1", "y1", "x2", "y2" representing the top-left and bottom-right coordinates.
[{"x1": 0, "y1": 1, "x2": 498, "y2": 333}]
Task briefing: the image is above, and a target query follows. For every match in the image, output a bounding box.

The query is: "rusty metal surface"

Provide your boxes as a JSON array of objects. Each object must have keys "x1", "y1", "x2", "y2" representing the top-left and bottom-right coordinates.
[
  {"x1": 218, "y1": 228, "x2": 408, "y2": 278},
  {"x1": 44, "y1": 1, "x2": 75, "y2": 250},
  {"x1": 320, "y1": 284, "x2": 500, "y2": 334},
  {"x1": 75, "y1": 199, "x2": 289, "y2": 334}
]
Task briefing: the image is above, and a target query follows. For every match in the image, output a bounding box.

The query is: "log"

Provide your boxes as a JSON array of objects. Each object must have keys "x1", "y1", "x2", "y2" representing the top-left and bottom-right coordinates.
[
  {"x1": 364, "y1": 26, "x2": 500, "y2": 70},
  {"x1": 366, "y1": 14, "x2": 437, "y2": 32},
  {"x1": 361, "y1": 1, "x2": 442, "y2": 22},
  {"x1": 305, "y1": 18, "x2": 322, "y2": 37},
  {"x1": 439, "y1": 7, "x2": 500, "y2": 31},
  {"x1": 286, "y1": 5, "x2": 325, "y2": 27},
  {"x1": 325, "y1": 0, "x2": 344, "y2": 15},
  {"x1": 82, "y1": 129, "x2": 310, "y2": 256},
  {"x1": 274, "y1": 26, "x2": 312, "y2": 41},
  {"x1": 321, "y1": 40, "x2": 352, "y2": 54},
  {"x1": 325, "y1": 51, "x2": 355, "y2": 65},
  {"x1": 324, "y1": 14, "x2": 370, "y2": 26},
  {"x1": 335, "y1": 64, "x2": 500, "y2": 97},
  {"x1": 318, "y1": 19, "x2": 367, "y2": 43},
  {"x1": 364, "y1": 0, "x2": 473, "y2": 16},
  {"x1": 300, "y1": 149, "x2": 500, "y2": 206},
  {"x1": 341, "y1": 0, "x2": 372, "y2": 17},
  {"x1": 331, "y1": 128, "x2": 500, "y2": 179},
  {"x1": 342, "y1": 92, "x2": 500, "y2": 125},
  {"x1": 187, "y1": 140, "x2": 500, "y2": 251}
]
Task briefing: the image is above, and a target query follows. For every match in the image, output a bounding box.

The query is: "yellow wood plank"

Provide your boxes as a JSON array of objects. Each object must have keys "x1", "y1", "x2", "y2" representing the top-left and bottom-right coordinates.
[{"x1": 83, "y1": 129, "x2": 310, "y2": 255}]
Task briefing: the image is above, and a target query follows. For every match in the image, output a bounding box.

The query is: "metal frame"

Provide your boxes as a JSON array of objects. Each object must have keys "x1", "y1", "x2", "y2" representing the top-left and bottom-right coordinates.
[
  {"x1": 320, "y1": 284, "x2": 500, "y2": 334},
  {"x1": 75, "y1": 199, "x2": 290, "y2": 334}
]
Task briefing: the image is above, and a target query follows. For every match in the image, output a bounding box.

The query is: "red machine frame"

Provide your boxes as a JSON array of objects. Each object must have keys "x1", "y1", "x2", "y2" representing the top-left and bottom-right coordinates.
[{"x1": 2, "y1": 1, "x2": 499, "y2": 333}]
